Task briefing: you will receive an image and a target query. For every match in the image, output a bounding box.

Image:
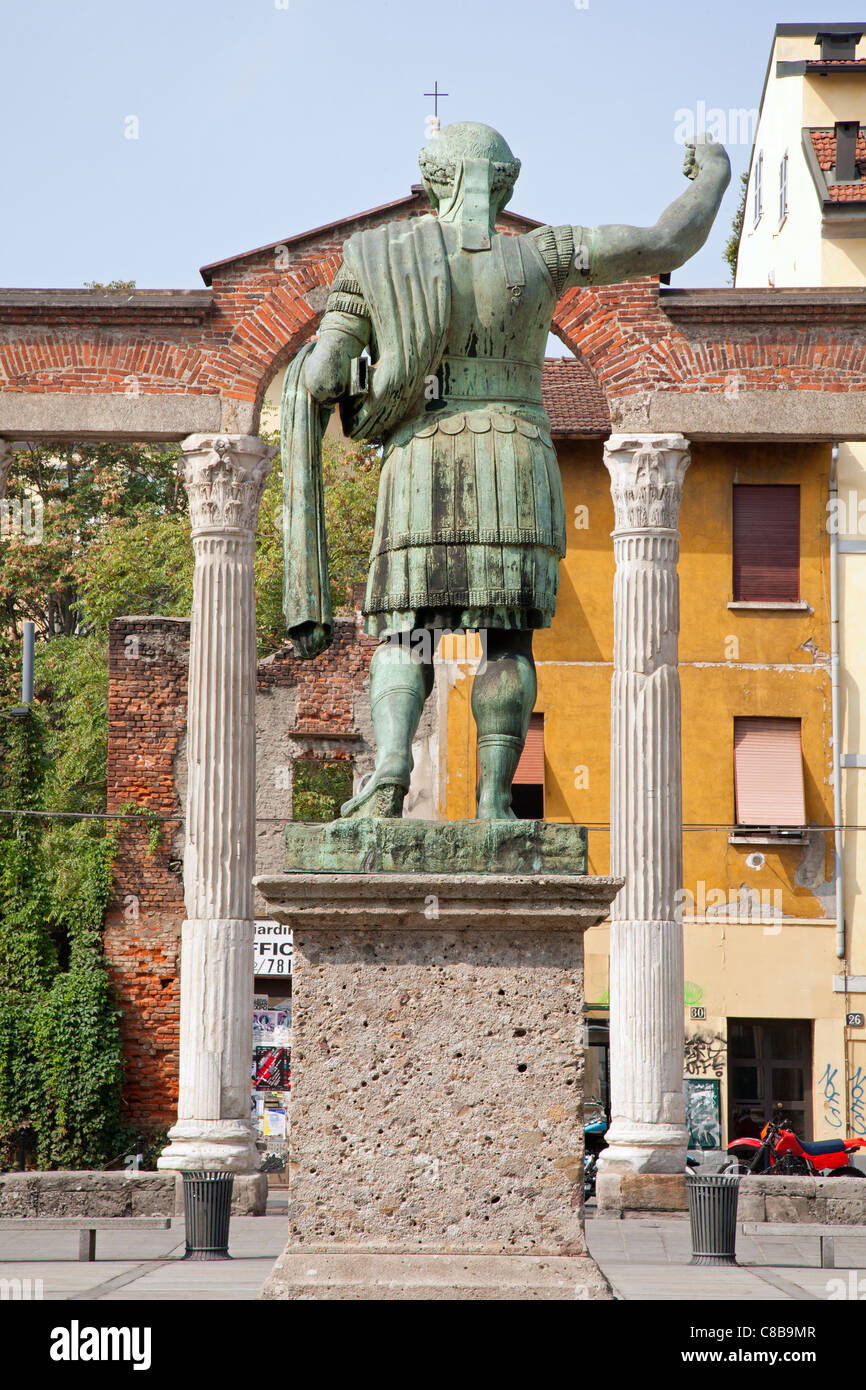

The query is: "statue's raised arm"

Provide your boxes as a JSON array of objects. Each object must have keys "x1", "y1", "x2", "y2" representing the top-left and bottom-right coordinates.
[{"x1": 565, "y1": 138, "x2": 731, "y2": 289}]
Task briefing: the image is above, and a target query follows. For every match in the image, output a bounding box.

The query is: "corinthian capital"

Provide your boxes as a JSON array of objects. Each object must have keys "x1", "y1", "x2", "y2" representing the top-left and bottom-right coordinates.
[
  {"x1": 603, "y1": 433, "x2": 690, "y2": 532},
  {"x1": 182, "y1": 434, "x2": 276, "y2": 536}
]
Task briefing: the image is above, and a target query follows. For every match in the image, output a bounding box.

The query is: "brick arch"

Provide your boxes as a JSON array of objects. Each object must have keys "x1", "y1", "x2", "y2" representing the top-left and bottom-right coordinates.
[{"x1": 3, "y1": 210, "x2": 866, "y2": 445}]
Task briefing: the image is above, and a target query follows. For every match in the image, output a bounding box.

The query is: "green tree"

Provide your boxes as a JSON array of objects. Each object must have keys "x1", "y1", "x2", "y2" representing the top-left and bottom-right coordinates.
[
  {"x1": 0, "y1": 416, "x2": 381, "y2": 1167},
  {"x1": 723, "y1": 171, "x2": 749, "y2": 285}
]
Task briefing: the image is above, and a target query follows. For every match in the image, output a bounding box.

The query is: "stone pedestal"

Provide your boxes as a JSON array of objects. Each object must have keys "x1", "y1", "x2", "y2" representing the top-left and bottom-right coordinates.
[
  {"x1": 598, "y1": 433, "x2": 691, "y2": 1215},
  {"x1": 255, "y1": 841, "x2": 620, "y2": 1299},
  {"x1": 159, "y1": 434, "x2": 275, "y2": 1175}
]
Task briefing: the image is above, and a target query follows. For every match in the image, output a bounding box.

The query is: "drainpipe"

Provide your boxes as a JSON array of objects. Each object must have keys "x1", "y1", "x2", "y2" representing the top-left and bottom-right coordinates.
[{"x1": 830, "y1": 444, "x2": 845, "y2": 960}]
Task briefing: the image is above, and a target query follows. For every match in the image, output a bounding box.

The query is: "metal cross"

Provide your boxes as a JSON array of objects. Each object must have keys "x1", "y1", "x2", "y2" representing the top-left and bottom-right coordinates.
[{"x1": 423, "y1": 82, "x2": 449, "y2": 118}]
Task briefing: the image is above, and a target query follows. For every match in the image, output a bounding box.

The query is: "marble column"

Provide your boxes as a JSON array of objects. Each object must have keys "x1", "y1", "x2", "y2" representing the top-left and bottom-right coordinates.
[
  {"x1": 159, "y1": 434, "x2": 275, "y2": 1173},
  {"x1": 598, "y1": 434, "x2": 691, "y2": 1196}
]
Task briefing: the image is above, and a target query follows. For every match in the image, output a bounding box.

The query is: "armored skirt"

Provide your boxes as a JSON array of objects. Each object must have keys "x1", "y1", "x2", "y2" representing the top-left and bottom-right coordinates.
[{"x1": 363, "y1": 407, "x2": 566, "y2": 638}]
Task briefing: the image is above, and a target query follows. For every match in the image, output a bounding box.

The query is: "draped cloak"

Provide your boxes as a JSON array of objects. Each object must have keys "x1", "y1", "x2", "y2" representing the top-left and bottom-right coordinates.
[{"x1": 281, "y1": 216, "x2": 450, "y2": 640}]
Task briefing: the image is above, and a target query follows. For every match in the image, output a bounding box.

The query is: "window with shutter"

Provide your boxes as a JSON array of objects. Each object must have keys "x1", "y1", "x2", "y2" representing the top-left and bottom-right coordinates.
[
  {"x1": 733, "y1": 717, "x2": 806, "y2": 827},
  {"x1": 753, "y1": 151, "x2": 763, "y2": 226},
  {"x1": 733, "y1": 484, "x2": 800, "y2": 602}
]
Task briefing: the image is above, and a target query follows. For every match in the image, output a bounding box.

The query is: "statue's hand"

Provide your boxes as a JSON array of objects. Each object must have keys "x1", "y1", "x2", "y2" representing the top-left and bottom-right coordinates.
[
  {"x1": 683, "y1": 137, "x2": 730, "y2": 183},
  {"x1": 289, "y1": 621, "x2": 332, "y2": 660}
]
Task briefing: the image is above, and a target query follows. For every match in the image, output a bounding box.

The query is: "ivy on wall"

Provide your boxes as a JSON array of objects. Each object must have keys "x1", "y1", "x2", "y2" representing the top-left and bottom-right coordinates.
[
  {"x1": 0, "y1": 710, "x2": 130, "y2": 1169},
  {"x1": 292, "y1": 760, "x2": 354, "y2": 822}
]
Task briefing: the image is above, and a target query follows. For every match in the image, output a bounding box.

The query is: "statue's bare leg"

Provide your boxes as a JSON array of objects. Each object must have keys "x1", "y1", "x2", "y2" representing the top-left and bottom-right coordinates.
[
  {"x1": 472, "y1": 630, "x2": 536, "y2": 820},
  {"x1": 341, "y1": 635, "x2": 434, "y2": 818}
]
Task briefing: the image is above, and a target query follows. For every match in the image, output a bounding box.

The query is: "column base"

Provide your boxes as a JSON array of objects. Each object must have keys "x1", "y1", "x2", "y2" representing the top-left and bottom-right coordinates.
[
  {"x1": 260, "y1": 1251, "x2": 613, "y2": 1301},
  {"x1": 157, "y1": 1120, "x2": 261, "y2": 1174},
  {"x1": 596, "y1": 1119, "x2": 689, "y2": 1217},
  {"x1": 601, "y1": 1117, "x2": 689, "y2": 1172}
]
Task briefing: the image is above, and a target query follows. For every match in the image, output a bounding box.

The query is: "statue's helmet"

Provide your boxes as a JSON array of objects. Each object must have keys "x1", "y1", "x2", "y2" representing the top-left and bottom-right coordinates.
[{"x1": 418, "y1": 121, "x2": 521, "y2": 218}]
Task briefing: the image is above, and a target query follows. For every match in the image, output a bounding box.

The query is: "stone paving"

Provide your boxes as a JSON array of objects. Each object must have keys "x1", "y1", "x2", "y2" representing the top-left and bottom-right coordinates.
[
  {"x1": 1, "y1": 1199, "x2": 865, "y2": 1300},
  {"x1": 585, "y1": 1211, "x2": 866, "y2": 1301}
]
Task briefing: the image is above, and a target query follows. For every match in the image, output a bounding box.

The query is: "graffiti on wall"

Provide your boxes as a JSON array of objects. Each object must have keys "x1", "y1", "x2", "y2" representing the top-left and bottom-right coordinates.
[
  {"x1": 684, "y1": 1033, "x2": 727, "y2": 1079},
  {"x1": 850, "y1": 1066, "x2": 866, "y2": 1139},
  {"x1": 819, "y1": 1063, "x2": 844, "y2": 1130}
]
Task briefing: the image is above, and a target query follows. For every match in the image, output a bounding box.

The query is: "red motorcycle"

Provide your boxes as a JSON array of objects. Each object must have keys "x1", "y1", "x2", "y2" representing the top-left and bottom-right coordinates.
[{"x1": 724, "y1": 1114, "x2": 866, "y2": 1176}]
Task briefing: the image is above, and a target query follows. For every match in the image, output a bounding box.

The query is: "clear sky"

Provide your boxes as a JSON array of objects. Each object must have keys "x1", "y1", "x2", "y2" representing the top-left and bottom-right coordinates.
[{"x1": 0, "y1": 0, "x2": 834, "y2": 292}]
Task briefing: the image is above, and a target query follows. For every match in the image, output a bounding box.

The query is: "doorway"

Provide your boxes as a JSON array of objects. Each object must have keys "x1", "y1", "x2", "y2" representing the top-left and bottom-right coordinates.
[{"x1": 728, "y1": 1018, "x2": 812, "y2": 1140}]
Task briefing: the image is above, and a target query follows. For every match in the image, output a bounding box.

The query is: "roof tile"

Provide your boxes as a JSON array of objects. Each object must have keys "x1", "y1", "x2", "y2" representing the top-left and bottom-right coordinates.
[{"x1": 541, "y1": 356, "x2": 610, "y2": 436}]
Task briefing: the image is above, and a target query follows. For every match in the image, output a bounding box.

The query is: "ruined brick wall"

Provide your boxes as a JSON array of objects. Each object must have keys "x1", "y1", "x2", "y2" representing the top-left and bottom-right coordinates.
[
  {"x1": 104, "y1": 609, "x2": 375, "y2": 1130},
  {"x1": 104, "y1": 617, "x2": 188, "y2": 1131}
]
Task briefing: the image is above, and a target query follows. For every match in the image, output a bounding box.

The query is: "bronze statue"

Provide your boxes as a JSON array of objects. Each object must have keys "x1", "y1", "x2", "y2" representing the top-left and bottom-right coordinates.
[{"x1": 282, "y1": 122, "x2": 729, "y2": 819}]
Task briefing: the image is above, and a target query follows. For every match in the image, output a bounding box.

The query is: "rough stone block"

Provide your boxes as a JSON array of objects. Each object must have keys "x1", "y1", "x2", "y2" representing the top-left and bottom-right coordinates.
[
  {"x1": 765, "y1": 1194, "x2": 813, "y2": 1223},
  {"x1": 741, "y1": 1176, "x2": 816, "y2": 1201},
  {"x1": 0, "y1": 1176, "x2": 40, "y2": 1217},
  {"x1": 287, "y1": 925, "x2": 589, "y2": 1252},
  {"x1": 596, "y1": 1170, "x2": 688, "y2": 1216},
  {"x1": 736, "y1": 1192, "x2": 765, "y2": 1222},
  {"x1": 814, "y1": 1178, "x2": 866, "y2": 1225},
  {"x1": 621, "y1": 1173, "x2": 689, "y2": 1211},
  {"x1": 255, "y1": 866, "x2": 619, "y2": 1297}
]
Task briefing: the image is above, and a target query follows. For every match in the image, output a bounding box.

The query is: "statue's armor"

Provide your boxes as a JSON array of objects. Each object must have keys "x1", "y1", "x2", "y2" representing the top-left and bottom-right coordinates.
[{"x1": 322, "y1": 219, "x2": 585, "y2": 634}]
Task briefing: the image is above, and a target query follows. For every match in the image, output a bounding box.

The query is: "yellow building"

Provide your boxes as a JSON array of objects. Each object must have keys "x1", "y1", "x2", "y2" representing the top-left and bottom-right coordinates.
[
  {"x1": 439, "y1": 360, "x2": 846, "y2": 1149},
  {"x1": 735, "y1": 22, "x2": 866, "y2": 1146}
]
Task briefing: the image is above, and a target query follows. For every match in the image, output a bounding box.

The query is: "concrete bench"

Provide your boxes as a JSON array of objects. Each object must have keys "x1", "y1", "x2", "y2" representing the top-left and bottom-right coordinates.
[
  {"x1": 0, "y1": 1216, "x2": 171, "y2": 1261},
  {"x1": 741, "y1": 1221, "x2": 866, "y2": 1268}
]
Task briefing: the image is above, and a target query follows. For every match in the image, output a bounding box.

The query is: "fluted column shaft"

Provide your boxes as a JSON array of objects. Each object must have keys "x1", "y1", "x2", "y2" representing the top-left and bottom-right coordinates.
[
  {"x1": 159, "y1": 434, "x2": 275, "y2": 1173},
  {"x1": 600, "y1": 434, "x2": 691, "y2": 1176}
]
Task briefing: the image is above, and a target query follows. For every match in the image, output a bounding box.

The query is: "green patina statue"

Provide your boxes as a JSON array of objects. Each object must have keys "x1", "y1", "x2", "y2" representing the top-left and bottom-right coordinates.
[{"x1": 282, "y1": 122, "x2": 730, "y2": 820}]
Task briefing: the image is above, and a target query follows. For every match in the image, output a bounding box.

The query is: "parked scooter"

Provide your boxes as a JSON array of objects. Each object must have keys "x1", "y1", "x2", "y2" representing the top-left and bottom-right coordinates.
[
  {"x1": 584, "y1": 1117, "x2": 608, "y2": 1198},
  {"x1": 724, "y1": 1114, "x2": 866, "y2": 1177}
]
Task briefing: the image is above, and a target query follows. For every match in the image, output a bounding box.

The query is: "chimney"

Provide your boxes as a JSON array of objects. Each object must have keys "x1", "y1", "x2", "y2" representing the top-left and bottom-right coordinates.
[
  {"x1": 816, "y1": 31, "x2": 860, "y2": 62},
  {"x1": 835, "y1": 121, "x2": 860, "y2": 183}
]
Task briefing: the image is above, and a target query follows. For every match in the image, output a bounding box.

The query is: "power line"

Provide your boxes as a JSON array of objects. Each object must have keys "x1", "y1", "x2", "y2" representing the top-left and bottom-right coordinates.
[{"x1": 0, "y1": 808, "x2": 861, "y2": 832}]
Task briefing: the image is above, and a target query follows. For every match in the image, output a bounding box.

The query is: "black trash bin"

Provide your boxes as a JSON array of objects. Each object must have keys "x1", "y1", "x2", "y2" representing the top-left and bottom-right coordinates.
[
  {"x1": 182, "y1": 1170, "x2": 234, "y2": 1260},
  {"x1": 686, "y1": 1172, "x2": 740, "y2": 1266}
]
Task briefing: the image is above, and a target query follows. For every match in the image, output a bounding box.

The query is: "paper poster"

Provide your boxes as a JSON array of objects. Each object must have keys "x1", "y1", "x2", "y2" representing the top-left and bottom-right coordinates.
[
  {"x1": 274, "y1": 1008, "x2": 292, "y2": 1045},
  {"x1": 684, "y1": 1076, "x2": 722, "y2": 1149},
  {"x1": 263, "y1": 1107, "x2": 287, "y2": 1139},
  {"x1": 253, "y1": 1010, "x2": 276, "y2": 1044},
  {"x1": 253, "y1": 1046, "x2": 290, "y2": 1091}
]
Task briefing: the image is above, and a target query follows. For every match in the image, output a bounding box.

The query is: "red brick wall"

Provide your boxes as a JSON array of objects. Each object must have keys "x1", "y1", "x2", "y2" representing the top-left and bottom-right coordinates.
[
  {"x1": 105, "y1": 610, "x2": 375, "y2": 1130},
  {"x1": 6, "y1": 205, "x2": 863, "y2": 425},
  {"x1": 258, "y1": 603, "x2": 377, "y2": 730},
  {"x1": 105, "y1": 617, "x2": 188, "y2": 1131}
]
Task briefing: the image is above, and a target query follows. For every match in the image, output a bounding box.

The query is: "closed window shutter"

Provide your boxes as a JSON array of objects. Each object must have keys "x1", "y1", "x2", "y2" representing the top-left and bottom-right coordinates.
[
  {"x1": 734, "y1": 717, "x2": 806, "y2": 826},
  {"x1": 733, "y1": 485, "x2": 800, "y2": 601},
  {"x1": 513, "y1": 713, "x2": 544, "y2": 785}
]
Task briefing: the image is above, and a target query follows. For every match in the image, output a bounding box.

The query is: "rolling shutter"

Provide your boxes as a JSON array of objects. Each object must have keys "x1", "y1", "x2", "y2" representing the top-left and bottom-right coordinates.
[
  {"x1": 733, "y1": 485, "x2": 800, "y2": 602},
  {"x1": 734, "y1": 717, "x2": 806, "y2": 826},
  {"x1": 513, "y1": 713, "x2": 544, "y2": 785}
]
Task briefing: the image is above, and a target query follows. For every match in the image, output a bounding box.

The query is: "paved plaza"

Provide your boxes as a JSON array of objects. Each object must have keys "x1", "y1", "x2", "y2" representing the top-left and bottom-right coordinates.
[{"x1": 1, "y1": 1199, "x2": 864, "y2": 1301}]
